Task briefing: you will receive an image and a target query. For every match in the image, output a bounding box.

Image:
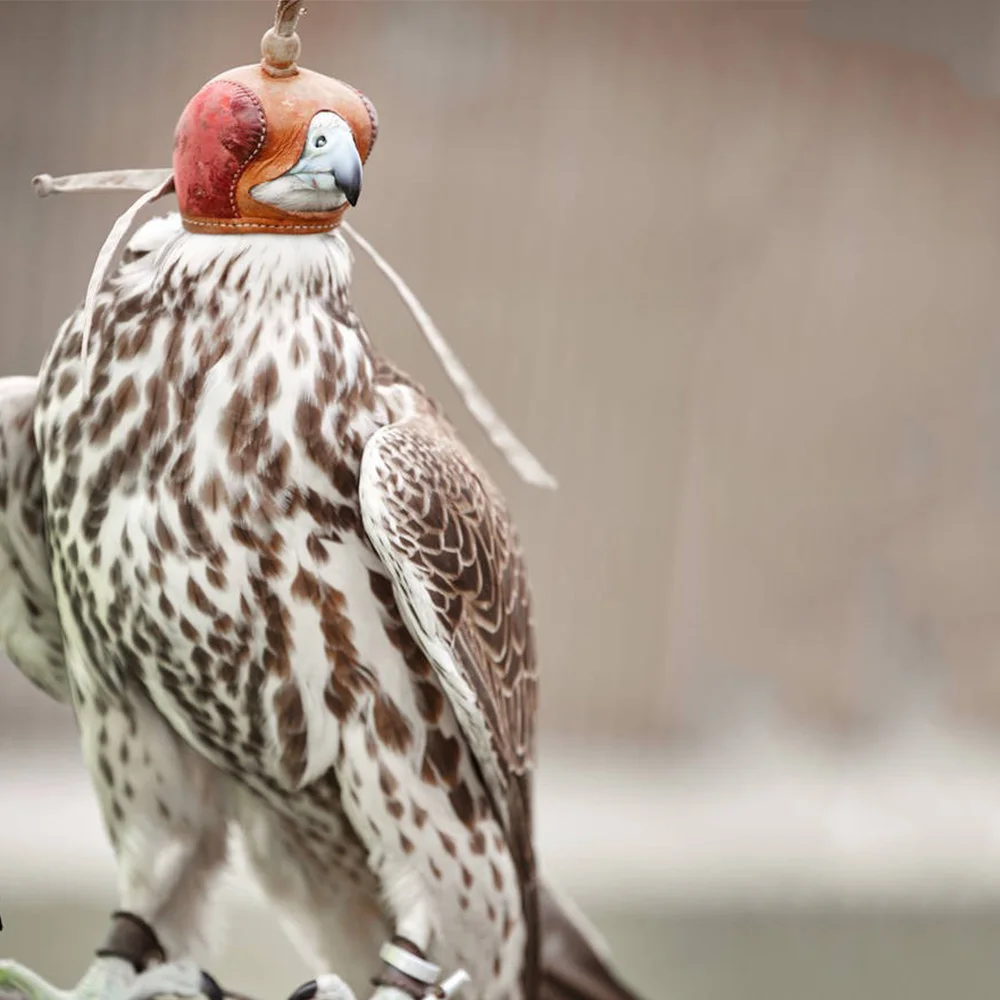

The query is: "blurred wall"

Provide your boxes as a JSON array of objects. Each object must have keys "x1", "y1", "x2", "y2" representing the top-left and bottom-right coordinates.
[{"x1": 1, "y1": 2, "x2": 1000, "y2": 751}]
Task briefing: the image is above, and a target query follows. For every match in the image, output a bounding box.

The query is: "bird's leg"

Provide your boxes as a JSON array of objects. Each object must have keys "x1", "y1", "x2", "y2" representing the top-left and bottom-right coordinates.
[
  {"x1": 282, "y1": 715, "x2": 488, "y2": 1000},
  {"x1": 236, "y1": 791, "x2": 389, "y2": 1000},
  {"x1": 284, "y1": 938, "x2": 471, "y2": 1000},
  {"x1": 1, "y1": 692, "x2": 230, "y2": 1000}
]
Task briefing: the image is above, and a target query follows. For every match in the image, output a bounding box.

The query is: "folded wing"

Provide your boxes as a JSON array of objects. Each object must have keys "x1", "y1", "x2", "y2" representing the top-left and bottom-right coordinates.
[
  {"x1": 0, "y1": 376, "x2": 67, "y2": 702},
  {"x1": 359, "y1": 415, "x2": 540, "y2": 995}
]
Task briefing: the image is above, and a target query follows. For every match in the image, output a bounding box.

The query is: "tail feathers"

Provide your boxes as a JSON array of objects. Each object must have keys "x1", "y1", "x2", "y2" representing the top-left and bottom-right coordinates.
[{"x1": 538, "y1": 882, "x2": 647, "y2": 1000}]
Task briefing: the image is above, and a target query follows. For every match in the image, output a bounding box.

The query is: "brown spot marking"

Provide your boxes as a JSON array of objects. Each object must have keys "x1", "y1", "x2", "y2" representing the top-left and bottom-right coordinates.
[
  {"x1": 259, "y1": 550, "x2": 283, "y2": 579},
  {"x1": 461, "y1": 865, "x2": 474, "y2": 889},
  {"x1": 493, "y1": 956, "x2": 502, "y2": 978},
  {"x1": 438, "y1": 830, "x2": 457, "y2": 857},
  {"x1": 400, "y1": 832, "x2": 415, "y2": 855},
  {"x1": 368, "y1": 569, "x2": 395, "y2": 605},
  {"x1": 155, "y1": 515, "x2": 176, "y2": 553},
  {"x1": 378, "y1": 764, "x2": 398, "y2": 797},
  {"x1": 252, "y1": 359, "x2": 280, "y2": 407},
  {"x1": 89, "y1": 376, "x2": 139, "y2": 444},
  {"x1": 502, "y1": 911, "x2": 514, "y2": 942},
  {"x1": 187, "y1": 576, "x2": 219, "y2": 617},
  {"x1": 487, "y1": 902, "x2": 496, "y2": 923},
  {"x1": 415, "y1": 681, "x2": 444, "y2": 724},
  {"x1": 140, "y1": 374, "x2": 169, "y2": 446},
  {"x1": 424, "y1": 730, "x2": 461, "y2": 787},
  {"x1": 220, "y1": 389, "x2": 269, "y2": 474},
  {"x1": 420, "y1": 753, "x2": 438, "y2": 786},
  {"x1": 157, "y1": 799, "x2": 172, "y2": 821},
  {"x1": 470, "y1": 829, "x2": 486, "y2": 855},
  {"x1": 387, "y1": 799, "x2": 405, "y2": 820},
  {"x1": 290, "y1": 570, "x2": 368, "y2": 723},
  {"x1": 148, "y1": 442, "x2": 174, "y2": 487},
  {"x1": 158, "y1": 593, "x2": 175, "y2": 619},
  {"x1": 200, "y1": 472, "x2": 229, "y2": 512},
  {"x1": 429, "y1": 858, "x2": 442, "y2": 881},
  {"x1": 449, "y1": 782, "x2": 476, "y2": 829},
  {"x1": 56, "y1": 370, "x2": 76, "y2": 398},
  {"x1": 412, "y1": 802, "x2": 428, "y2": 829},
  {"x1": 491, "y1": 861, "x2": 504, "y2": 891},
  {"x1": 290, "y1": 565, "x2": 322, "y2": 604},
  {"x1": 207, "y1": 634, "x2": 232, "y2": 656},
  {"x1": 181, "y1": 500, "x2": 223, "y2": 566},
  {"x1": 127, "y1": 315, "x2": 154, "y2": 359},
  {"x1": 273, "y1": 681, "x2": 307, "y2": 784},
  {"x1": 289, "y1": 334, "x2": 308, "y2": 368},
  {"x1": 294, "y1": 399, "x2": 340, "y2": 482},
  {"x1": 306, "y1": 533, "x2": 329, "y2": 563},
  {"x1": 459, "y1": 895, "x2": 469, "y2": 911},
  {"x1": 97, "y1": 753, "x2": 115, "y2": 788},
  {"x1": 261, "y1": 442, "x2": 291, "y2": 493},
  {"x1": 252, "y1": 574, "x2": 293, "y2": 679},
  {"x1": 373, "y1": 694, "x2": 413, "y2": 754}
]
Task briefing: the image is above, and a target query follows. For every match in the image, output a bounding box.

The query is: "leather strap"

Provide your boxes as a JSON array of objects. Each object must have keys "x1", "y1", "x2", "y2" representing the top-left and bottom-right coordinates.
[
  {"x1": 371, "y1": 967, "x2": 431, "y2": 1000},
  {"x1": 181, "y1": 215, "x2": 343, "y2": 236},
  {"x1": 95, "y1": 910, "x2": 167, "y2": 972}
]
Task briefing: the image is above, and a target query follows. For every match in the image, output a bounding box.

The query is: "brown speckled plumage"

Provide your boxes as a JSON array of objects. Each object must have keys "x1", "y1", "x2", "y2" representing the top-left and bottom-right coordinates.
[{"x1": 0, "y1": 212, "x2": 642, "y2": 1000}]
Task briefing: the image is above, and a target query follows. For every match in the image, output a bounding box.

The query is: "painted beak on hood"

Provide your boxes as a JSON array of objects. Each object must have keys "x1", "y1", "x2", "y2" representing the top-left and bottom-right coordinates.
[{"x1": 250, "y1": 110, "x2": 363, "y2": 213}]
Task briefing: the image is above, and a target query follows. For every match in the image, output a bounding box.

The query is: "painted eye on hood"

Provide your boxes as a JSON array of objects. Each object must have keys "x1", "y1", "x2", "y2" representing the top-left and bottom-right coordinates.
[{"x1": 315, "y1": 135, "x2": 328, "y2": 148}]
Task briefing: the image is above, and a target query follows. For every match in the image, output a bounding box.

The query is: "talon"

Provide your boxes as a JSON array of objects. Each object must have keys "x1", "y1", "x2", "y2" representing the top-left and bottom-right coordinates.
[
  {"x1": 198, "y1": 974, "x2": 223, "y2": 1000},
  {"x1": 289, "y1": 976, "x2": 355, "y2": 1000},
  {"x1": 287, "y1": 983, "x2": 317, "y2": 1000}
]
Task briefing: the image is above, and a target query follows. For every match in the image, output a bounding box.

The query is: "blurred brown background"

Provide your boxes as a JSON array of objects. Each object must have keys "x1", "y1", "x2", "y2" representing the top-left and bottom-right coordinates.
[{"x1": 5, "y1": 2, "x2": 1000, "y2": 999}]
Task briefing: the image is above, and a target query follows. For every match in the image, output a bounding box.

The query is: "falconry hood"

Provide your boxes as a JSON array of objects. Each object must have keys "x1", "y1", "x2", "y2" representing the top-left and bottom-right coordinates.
[
  {"x1": 31, "y1": 0, "x2": 558, "y2": 490},
  {"x1": 174, "y1": 1, "x2": 379, "y2": 235}
]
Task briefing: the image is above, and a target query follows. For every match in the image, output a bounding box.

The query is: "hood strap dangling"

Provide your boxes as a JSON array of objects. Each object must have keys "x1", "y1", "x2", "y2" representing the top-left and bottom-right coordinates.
[{"x1": 32, "y1": 168, "x2": 557, "y2": 490}]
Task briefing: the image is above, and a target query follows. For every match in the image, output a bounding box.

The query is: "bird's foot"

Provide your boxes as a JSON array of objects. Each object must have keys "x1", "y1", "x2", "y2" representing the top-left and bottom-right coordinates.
[
  {"x1": 286, "y1": 952, "x2": 471, "y2": 1000},
  {"x1": 126, "y1": 960, "x2": 219, "y2": 1000},
  {"x1": 0, "y1": 957, "x2": 218, "y2": 1000},
  {"x1": 366, "y1": 979, "x2": 471, "y2": 1000},
  {"x1": 287, "y1": 975, "x2": 358, "y2": 1000}
]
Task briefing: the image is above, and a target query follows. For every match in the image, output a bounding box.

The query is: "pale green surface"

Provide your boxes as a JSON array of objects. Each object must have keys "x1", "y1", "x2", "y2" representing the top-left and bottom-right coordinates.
[{"x1": 3, "y1": 899, "x2": 1000, "y2": 1000}]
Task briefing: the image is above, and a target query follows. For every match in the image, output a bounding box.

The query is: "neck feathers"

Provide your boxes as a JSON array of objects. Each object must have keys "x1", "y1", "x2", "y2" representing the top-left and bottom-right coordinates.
[
  {"x1": 109, "y1": 212, "x2": 373, "y2": 406},
  {"x1": 153, "y1": 217, "x2": 356, "y2": 309}
]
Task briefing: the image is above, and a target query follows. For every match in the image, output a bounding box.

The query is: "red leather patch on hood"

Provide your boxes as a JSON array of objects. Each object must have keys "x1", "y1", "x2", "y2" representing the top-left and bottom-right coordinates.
[{"x1": 173, "y1": 80, "x2": 266, "y2": 221}]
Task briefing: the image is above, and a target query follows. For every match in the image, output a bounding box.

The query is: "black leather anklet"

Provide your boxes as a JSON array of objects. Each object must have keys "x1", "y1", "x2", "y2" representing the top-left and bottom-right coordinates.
[{"x1": 95, "y1": 910, "x2": 167, "y2": 972}]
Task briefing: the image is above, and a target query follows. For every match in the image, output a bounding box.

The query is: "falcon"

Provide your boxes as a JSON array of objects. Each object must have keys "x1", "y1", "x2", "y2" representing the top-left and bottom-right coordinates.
[{"x1": 0, "y1": 6, "x2": 644, "y2": 1000}]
